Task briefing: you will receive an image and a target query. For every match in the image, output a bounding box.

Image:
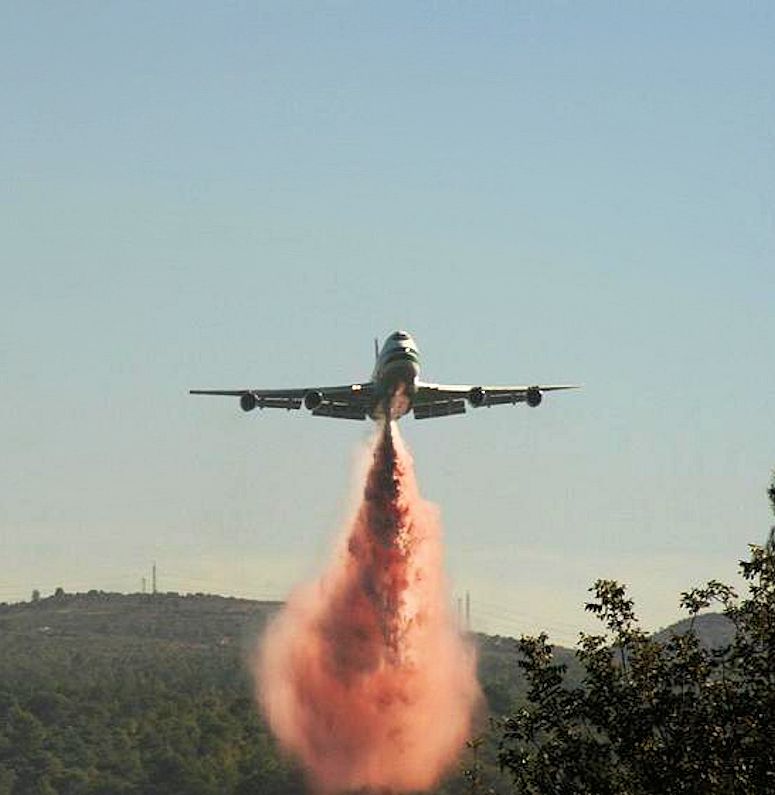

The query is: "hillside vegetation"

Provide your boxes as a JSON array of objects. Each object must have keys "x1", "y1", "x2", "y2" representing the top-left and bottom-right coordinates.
[
  {"x1": 496, "y1": 481, "x2": 775, "y2": 795},
  {"x1": 0, "y1": 589, "x2": 733, "y2": 795},
  {"x1": 0, "y1": 591, "x2": 520, "y2": 794}
]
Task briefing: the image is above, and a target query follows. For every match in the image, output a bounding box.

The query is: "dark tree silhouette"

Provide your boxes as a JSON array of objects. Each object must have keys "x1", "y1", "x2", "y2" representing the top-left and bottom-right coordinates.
[{"x1": 497, "y1": 474, "x2": 775, "y2": 794}]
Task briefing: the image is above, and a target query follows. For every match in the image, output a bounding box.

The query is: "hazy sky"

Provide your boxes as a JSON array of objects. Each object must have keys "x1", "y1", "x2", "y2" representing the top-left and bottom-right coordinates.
[{"x1": 2, "y1": 2, "x2": 773, "y2": 644}]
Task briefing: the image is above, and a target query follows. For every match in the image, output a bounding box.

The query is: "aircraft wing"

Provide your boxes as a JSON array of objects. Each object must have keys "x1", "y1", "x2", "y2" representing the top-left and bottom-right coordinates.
[
  {"x1": 190, "y1": 382, "x2": 374, "y2": 420},
  {"x1": 412, "y1": 382, "x2": 579, "y2": 419}
]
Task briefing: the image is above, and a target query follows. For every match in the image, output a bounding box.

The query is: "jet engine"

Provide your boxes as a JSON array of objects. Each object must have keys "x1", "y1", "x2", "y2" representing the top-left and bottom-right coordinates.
[
  {"x1": 240, "y1": 393, "x2": 257, "y2": 412},
  {"x1": 526, "y1": 386, "x2": 542, "y2": 407},
  {"x1": 304, "y1": 390, "x2": 324, "y2": 410},
  {"x1": 468, "y1": 386, "x2": 486, "y2": 408}
]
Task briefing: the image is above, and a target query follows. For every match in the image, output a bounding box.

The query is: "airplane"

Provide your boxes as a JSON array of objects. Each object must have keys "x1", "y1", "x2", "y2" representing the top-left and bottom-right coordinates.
[{"x1": 190, "y1": 330, "x2": 578, "y2": 421}]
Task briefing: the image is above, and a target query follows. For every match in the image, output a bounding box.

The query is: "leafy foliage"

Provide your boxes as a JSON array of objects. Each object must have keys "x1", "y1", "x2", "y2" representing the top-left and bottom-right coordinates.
[
  {"x1": 497, "y1": 476, "x2": 775, "y2": 794},
  {"x1": 0, "y1": 594, "x2": 303, "y2": 795},
  {"x1": 0, "y1": 592, "x2": 520, "y2": 794}
]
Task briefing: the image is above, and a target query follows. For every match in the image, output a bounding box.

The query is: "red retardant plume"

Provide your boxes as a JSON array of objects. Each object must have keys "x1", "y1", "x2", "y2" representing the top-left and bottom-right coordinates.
[{"x1": 256, "y1": 421, "x2": 481, "y2": 794}]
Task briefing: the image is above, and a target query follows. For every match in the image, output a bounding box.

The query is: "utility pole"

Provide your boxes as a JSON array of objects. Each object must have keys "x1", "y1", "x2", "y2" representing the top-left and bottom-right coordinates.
[
  {"x1": 152, "y1": 562, "x2": 157, "y2": 595},
  {"x1": 141, "y1": 577, "x2": 146, "y2": 594},
  {"x1": 465, "y1": 590, "x2": 471, "y2": 632}
]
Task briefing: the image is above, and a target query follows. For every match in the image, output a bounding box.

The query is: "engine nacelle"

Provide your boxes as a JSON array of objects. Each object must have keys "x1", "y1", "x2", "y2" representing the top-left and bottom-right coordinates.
[
  {"x1": 304, "y1": 390, "x2": 323, "y2": 410},
  {"x1": 526, "y1": 386, "x2": 542, "y2": 407},
  {"x1": 468, "y1": 386, "x2": 486, "y2": 408},
  {"x1": 240, "y1": 393, "x2": 257, "y2": 412}
]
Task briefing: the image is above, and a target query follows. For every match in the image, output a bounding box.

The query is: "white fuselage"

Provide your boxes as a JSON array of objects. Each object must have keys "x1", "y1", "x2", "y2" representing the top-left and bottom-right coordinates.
[{"x1": 371, "y1": 331, "x2": 421, "y2": 417}]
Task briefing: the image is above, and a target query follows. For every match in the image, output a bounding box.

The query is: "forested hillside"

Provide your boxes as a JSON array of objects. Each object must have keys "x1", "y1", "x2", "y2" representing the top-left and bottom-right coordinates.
[
  {"x1": 0, "y1": 591, "x2": 728, "y2": 795},
  {"x1": 0, "y1": 592, "x2": 513, "y2": 794}
]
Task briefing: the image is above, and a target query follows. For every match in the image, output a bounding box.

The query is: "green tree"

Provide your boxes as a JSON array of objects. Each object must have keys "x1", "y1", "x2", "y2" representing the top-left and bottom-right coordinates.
[{"x1": 498, "y1": 475, "x2": 775, "y2": 794}]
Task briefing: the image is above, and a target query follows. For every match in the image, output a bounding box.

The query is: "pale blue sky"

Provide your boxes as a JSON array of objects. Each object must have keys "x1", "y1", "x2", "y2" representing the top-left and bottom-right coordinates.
[{"x1": 2, "y1": 2, "x2": 773, "y2": 643}]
